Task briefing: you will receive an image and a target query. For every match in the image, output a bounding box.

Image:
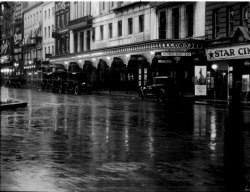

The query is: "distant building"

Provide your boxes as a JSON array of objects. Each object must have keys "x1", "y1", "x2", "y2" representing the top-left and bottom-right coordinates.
[{"x1": 205, "y1": 2, "x2": 250, "y2": 100}]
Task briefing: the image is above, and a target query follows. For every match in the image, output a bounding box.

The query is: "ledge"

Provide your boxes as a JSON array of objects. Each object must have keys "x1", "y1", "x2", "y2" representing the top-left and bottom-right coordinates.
[{"x1": 0, "y1": 100, "x2": 28, "y2": 110}]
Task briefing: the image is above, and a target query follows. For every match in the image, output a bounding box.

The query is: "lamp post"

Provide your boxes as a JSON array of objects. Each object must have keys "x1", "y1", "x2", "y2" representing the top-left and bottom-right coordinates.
[{"x1": 212, "y1": 64, "x2": 218, "y2": 99}]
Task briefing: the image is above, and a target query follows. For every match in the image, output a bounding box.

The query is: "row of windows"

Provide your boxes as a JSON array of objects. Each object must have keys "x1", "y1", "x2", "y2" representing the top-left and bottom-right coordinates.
[
  {"x1": 56, "y1": 11, "x2": 69, "y2": 29},
  {"x1": 24, "y1": 11, "x2": 41, "y2": 27},
  {"x1": 93, "y1": 15, "x2": 144, "y2": 41},
  {"x1": 44, "y1": 25, "x2": 54, "y2": 39},
  {"x1": 44, "y1": 7, "x2": 55, "y2": 20},
  {"x1": 213, "y1": 3, "x2": 249, "y2": 38},
  {"x1": 44, "y1": 45, "x2": 55, "y2": 56}
]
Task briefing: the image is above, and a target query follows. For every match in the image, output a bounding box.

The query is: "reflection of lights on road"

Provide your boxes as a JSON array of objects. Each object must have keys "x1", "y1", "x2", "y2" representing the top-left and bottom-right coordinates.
[{"x1": 209, "y1": 113, "x2": 217, "y2": 155}]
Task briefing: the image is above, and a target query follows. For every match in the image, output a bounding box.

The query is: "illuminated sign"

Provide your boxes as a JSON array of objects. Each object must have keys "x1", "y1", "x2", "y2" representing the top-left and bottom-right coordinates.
[
  {"x1": 162, "y1": 52, "x2": 191, "y2": 56},
  {"x1": 206, "y1": 44, "x2": 250, "y2": 61}
]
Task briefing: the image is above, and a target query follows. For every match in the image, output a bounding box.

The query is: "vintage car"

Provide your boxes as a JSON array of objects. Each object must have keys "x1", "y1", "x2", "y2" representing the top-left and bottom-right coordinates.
[
  {"x1": 138, "y1": 76, "x2": 178, "y2": 102},
  {"x1": 64, "y1": 62, "x2": 92, "y2": 95},
  {"x1": 5, "y1": 75, "x2": 26, "y2": 88}
]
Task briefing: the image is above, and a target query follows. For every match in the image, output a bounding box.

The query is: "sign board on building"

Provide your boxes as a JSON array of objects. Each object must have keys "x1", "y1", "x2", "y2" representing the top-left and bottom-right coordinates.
[
  {"x1": 158, "y1": 60, "x2": 171, "y2": 63},
  {"x1": 206, "y1": 44, "x2": 250, "y2": 61},
  {"x1": 194, "y1": 66, "x2": 207, "y2": 96},
  {"x1": 161, "y1": 52, "x2": 192, "y2": 56}
]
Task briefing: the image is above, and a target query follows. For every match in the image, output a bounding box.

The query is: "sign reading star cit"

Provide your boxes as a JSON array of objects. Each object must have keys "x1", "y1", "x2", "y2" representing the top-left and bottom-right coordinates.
[{"x1": 206, "y1": 44, "x2": 250, "y2": 61}]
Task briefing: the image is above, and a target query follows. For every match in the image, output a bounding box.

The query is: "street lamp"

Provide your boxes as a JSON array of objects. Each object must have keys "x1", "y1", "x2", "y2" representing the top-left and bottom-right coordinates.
[{"x1": 211, "y1": 64, "x2": 218, "y2": 99}]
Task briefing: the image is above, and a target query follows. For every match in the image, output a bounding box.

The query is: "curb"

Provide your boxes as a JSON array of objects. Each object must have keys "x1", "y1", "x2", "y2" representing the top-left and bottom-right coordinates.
[{"x1": 0, "y1": 102, "x2": 28, "y2": 110}]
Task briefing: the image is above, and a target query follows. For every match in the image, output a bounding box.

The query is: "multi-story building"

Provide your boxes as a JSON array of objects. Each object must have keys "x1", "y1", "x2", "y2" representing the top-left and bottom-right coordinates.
[
  {"x1": 50, "y1": 2, "x2": 205, "y2": 94},
  {"x1": 13, "y1": 2, "x2": 28, "y2": 75},
  {"x1": 23, "y1": 2, "x2": 43, "y2": 85},
  {"x1": 0, "y1": 2, "x2": 15, "y2": 80},
  {"x1": 205, "y1": 2, "x2": 250, "y2": 100},
  {"x1": 42, "y1": 1, "x2": 55, "y2": 62}
]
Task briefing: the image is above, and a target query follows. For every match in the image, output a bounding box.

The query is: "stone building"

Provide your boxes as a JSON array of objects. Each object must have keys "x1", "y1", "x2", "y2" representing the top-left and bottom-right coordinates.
[
  {"x1": 50, "y1": 2, "x2": 206, "y2": 95},
  {"x1": 205, "y1": 2, "x2": 250, "y2": 100}
]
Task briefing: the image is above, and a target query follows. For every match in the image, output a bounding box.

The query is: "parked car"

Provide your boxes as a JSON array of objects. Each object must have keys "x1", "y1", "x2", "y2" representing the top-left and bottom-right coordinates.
[
  {"x1": 5, "y1": 75, "x2": 26, "y2": 88},
  {"x1": 138, "y1": 76, "x2": 178, "y2": 102},
  {"x1": 64, "y1": 71, "x2": 92, "y2": 95}
]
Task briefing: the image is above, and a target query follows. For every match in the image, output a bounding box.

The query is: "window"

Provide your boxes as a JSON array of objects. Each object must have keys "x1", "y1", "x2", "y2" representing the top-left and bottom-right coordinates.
[
  {"x1": 100, "y1": 25, "x2": 104, "y2": 40},
  {"x1": 48, "y1": 9, "x2": 50, "y2": 18},
  {"x1": 45, "y1": 11, "x2": 47, "y2": 20},
  {"x1": 118, "y1": 20, "x2": 122, "y2": 36},
  {"x1": 242, "y1": 4, "x2": 249, "y2": 29},
  {"x1": 103, "y1": 2, "x2": 105, "y2": 10},
  {"x1": 228, "y1": 7, "x2": 234, "y2": 36},
  {"x1": 87, "y1": 30, "x2": 91, "y2": 50},
  {"x1": 186, "y1": 4, "x2": 194, "y2": 37},
  {"x1": 48, "y1": 46, "x2": 50, "y2": 54},
  {"x1": 52, "y1": 45, "x2": 54, "y2": 56},
  {"x1": 80, "y1": 32, "x2": 84, "y2": 51},
  {"x1": 65, "y1": 11, "x2": 69, "y2": 25},
  {"x1": 172, "y1": 8, "x2": 179, "y2": 39},
  {"x1": 44, "y1": 47, "x2": 46, "y2": 56},
  {"x1": 52, "y1": 25, "x2": 54, "y2": 32},
  {"x1": 159, "y1": 11, "x2": 166, "y2": 39},
  {"x1": 52, "y1": 7, "x2": 55, "y2": 17},
  {"x1": 213, "y1": 9, "x2": 220, "y2": 38},
  {"x1": 48, "y1": 26, "x2": 50, "y2": 38},
  {"x1": 109, "y1": 23, "x2": 113, "y2": 38},
  {"x1": 92, "y1": 28, "x2": 95, "y2": 41},
  {"x1": 45, "y1": 27, "x2": 47, "y2": 38},
  {"x1": 128, "y1": 18, "x2": 133, "y2": 34},
  {"x1": 139, "y1": 15, "x2": 144, "y2": 32},
  {"x1": 57, "y1": 15, "x2": 60, "y2": 28},
  {"x1": 61, "y1": 13, "x2": 64, "y2": 26},
  {"x1": 74, "y1": 33, "x2": 78, "y2": 52},
  {"x1": 61, "y1": 35, "x2": 64, "y2": 52}
]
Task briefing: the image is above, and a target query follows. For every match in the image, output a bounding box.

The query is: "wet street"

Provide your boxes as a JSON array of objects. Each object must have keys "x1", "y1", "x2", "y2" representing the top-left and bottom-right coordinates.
[{"x1": 1, "y1": 86, "x2": 250, "y2": 192}]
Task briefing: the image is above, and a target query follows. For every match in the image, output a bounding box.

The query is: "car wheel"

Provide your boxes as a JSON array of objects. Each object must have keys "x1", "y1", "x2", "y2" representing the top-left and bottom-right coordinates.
[
  {"x1": 157, "y1": 92, "x2": 165, "y2": 103},
  {"x1": 49, "y1": 84, "x2": 53, "y2": 92},
  {"x1": 74, "y1": 86, "x2": 80, "y2": 95},
  {"x1": 58, "y1": 85, "x2": 63, "y2": 93},
  {"x1": 138, "y1": 91, "x2": 145, "y2": 100}
]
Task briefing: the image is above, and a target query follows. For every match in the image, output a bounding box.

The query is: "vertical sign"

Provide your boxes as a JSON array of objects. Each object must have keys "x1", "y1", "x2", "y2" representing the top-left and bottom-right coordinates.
[{"x1": 194, "y1": 66, "x2": 207, "y2": 96}]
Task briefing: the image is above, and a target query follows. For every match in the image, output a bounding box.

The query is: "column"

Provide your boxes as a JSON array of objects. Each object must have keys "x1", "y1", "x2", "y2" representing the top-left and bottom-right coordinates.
[
  {"x1": 77, "y1": 31, "x2": 81, "y2": 52},
  {"x1": 70, "y1": 30, "x2": 74, "y2": 53},
  {"x1": 150, "y1": 8, "x2": 157, "y2": 40},
  {"x1": 84, "y1": 30, "x2": 87, "y2": 51},
  {"x1": 180, "y1": 4, "x2": 186, "y2": 38},
  {"x1": 167, "y1": 8, "x2": 172, "y2": 39}
]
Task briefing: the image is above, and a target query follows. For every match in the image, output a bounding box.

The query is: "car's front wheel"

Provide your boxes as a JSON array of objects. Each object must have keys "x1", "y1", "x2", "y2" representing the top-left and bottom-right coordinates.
[
  {"x1": 74, "y1": 86, "x2": 80, "y2": 95},
  {"x1": 157, "y1": 92, "x2": 165, "y2": 103}
]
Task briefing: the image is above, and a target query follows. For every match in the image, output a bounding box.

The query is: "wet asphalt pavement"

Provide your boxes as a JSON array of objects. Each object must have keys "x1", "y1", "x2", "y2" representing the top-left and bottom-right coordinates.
[{"x1": 1, "y1": 86, "x2": 250, "y2": 192}]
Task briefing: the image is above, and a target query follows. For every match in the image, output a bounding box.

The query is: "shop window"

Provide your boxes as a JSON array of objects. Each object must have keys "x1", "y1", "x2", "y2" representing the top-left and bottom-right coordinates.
[
  {"x1": 61, "y1": 13, "x2": 64, "y2": 27},
  {"x1": 213, "y1": 9, "x2": 220, "y2": 38},
  {"x1": 128, "y1": 18, "x2": 133, "y2": 35},
  {"x1": 61, "y1": 35, "x2": 64, "y2": 53},
  {"x1": 172, "y1": 8, "x2": 179, "y2": 39},
  {"x1": 186, "y1": 4, "x2": 194, "y2": 37},
  {"x1": 159, "y1": 11, "x2": 166, "y2": 39},
  {"x1": 118, "y1": 20, "x2": 122, "y2": 37},
  {"x1": 109, "y1": 23, "x2": 113, "y2": 38},
  {"x1": 228, "y1": 7, "x2": 234, "y2": 37},
  {"x1": 139, "y1": 15, "x2": 144, "y2": 32}
]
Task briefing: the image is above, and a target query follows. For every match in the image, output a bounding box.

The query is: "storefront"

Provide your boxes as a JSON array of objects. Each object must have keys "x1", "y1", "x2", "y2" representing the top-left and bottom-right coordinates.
[
  {"x1": 205, "y1": 43, "x2": 250, "y2": 100},
  {"x1": 50, "y1": 39, "x2": 205, "y2": 93}
]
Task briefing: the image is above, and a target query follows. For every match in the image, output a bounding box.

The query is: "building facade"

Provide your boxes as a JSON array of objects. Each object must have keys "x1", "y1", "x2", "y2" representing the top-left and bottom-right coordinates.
[
  {"x1": 205, "y1": 2, "x2": 250, "y2": 100},
  {"x1": 23, "y1": 2, "x2": 43, "y2": 85},
  {"x1": 50, "y1": 2, "x2": 206, "y2": 94},
  {"x1": 0, "y1": 2, "x2": 15, "y2": 80},
  {"x1": 42, "y1": 1, "x2": 55, "y2": 61}
]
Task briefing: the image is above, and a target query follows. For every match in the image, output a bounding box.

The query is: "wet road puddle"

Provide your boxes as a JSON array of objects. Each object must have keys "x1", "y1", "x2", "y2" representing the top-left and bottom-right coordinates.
[{"x1": 97, "y1": 162, "x2": 146, "y2": 173}]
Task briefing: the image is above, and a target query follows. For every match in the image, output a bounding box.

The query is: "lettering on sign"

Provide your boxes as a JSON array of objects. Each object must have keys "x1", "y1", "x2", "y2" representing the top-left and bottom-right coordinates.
[
  {"x1": 206, "y1": 44, "x2": 250, "y2": 61},
  {"x1": 162, "y1": 52, "x2": 191, "y2": 56}
]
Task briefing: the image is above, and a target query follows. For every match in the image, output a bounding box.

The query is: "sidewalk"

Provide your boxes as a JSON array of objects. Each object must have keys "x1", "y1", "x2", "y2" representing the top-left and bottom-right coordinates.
[{"x1": 94, "y1": 90, "x2": 250, "y2": 109}]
